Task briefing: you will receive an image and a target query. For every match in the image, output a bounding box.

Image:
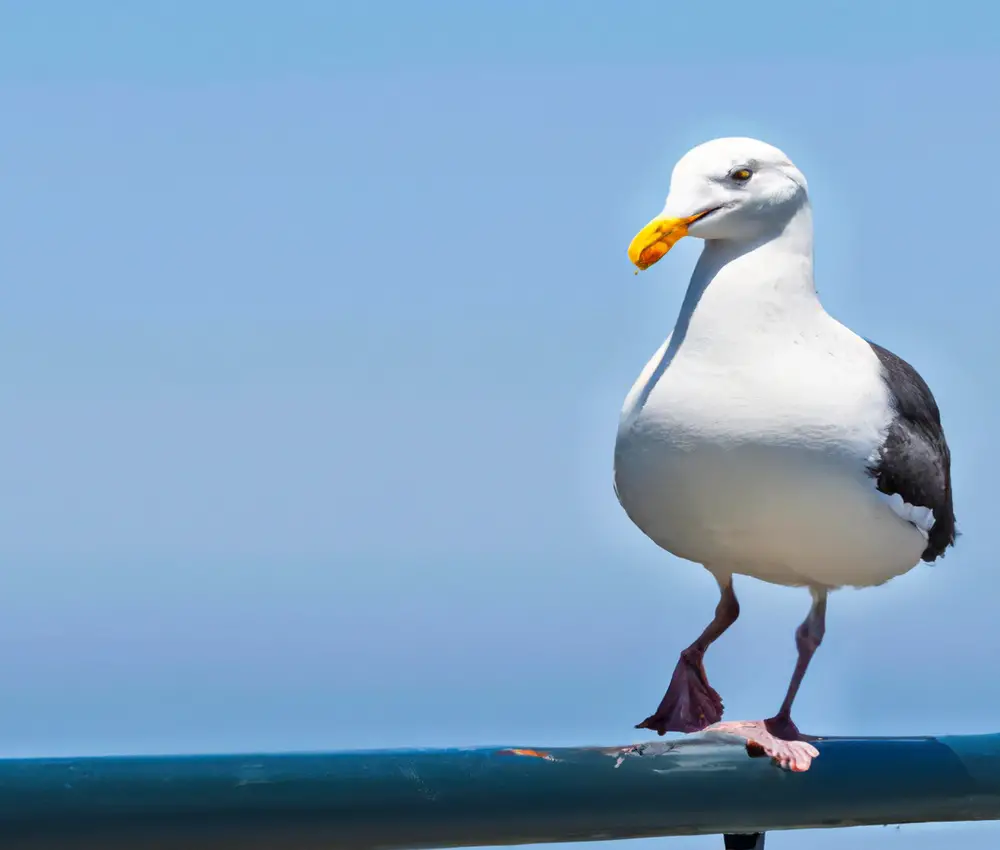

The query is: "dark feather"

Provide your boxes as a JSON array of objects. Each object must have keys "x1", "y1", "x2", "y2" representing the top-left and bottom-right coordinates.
[{"x1": 866, "y1": 341, "x2": 956, "y2": 561}]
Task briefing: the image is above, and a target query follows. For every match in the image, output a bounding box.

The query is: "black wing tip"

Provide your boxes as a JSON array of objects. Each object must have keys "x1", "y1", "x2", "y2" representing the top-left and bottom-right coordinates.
[{"x1": 920, "y1": 521, "x2": 959, "y2": 563}]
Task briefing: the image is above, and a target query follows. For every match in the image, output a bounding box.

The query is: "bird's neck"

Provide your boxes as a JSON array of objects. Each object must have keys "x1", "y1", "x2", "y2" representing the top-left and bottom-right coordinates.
[
  {"x1": 672, "y1": 201, "x2": 823, "y2": 351},
  {"x1": 694, "y1": 201, "x2": 817, "y2": 305}
]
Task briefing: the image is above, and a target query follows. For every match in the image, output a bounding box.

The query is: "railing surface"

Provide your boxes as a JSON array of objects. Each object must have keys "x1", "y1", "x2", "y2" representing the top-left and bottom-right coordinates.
[{"x1": 1, "y1": 732, "x2": 999, "y2": 849}]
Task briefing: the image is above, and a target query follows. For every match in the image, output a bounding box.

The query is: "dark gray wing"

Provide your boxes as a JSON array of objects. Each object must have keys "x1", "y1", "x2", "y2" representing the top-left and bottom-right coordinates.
[{"x1": 867, "y1": 341, "x2": 956, "y2": 562}]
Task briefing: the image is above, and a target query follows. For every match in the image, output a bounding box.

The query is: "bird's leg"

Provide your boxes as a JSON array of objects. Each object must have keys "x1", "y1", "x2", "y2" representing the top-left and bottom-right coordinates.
[
  {"x1": 706, "y1": 587, "x2": 828, "y2": 772},
  {"x1": 765, "y1": 587, "x2": 827, "y2": 740},
  {"x1": 636, "y1": 577, "x2": 740, "y2": 735}
]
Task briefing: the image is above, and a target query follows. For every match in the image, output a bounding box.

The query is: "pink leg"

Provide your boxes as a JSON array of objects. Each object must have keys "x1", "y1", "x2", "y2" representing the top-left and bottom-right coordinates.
[
  {"x1": 636, "y1": 579, "x2": 739, "y2": 735},
  {"x1": 707, "y1": 587, "x2": 828, "y2": 771}
]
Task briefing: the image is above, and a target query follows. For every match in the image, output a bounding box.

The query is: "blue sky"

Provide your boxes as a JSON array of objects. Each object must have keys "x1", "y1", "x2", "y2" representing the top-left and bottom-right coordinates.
[{"x1": 2, "y1": 1, "x2": 999, "y2": 847}]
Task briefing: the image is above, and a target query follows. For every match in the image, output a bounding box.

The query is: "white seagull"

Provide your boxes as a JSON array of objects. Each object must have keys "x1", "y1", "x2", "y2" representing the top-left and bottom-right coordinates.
[{"x1": 613, "y1": 137, "x2": 956, "y2": 772}]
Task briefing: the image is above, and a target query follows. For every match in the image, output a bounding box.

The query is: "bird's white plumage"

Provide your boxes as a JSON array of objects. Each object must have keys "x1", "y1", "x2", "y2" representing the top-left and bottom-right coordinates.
[
  {"x1": 876, "y1": 492, "x2": 935, "y2": 537},
  {"x1": 614, "y1": 138, "x2": 930, "y2": 589}
]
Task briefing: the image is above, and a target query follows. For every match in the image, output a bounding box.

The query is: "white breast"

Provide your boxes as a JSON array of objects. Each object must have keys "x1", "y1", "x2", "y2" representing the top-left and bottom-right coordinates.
[{"x1": 614, "y1": 286, "x2": 927, "y2": 589}]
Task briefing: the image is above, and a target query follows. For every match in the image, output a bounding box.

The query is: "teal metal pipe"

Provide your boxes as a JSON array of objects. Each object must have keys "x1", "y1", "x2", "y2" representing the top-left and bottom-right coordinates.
[{"x1": 0, "y1": 732, "x2": 999, "y2": 849}]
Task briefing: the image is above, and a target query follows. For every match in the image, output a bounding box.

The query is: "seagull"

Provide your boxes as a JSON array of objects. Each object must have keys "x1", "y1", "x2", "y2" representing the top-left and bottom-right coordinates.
[{"x1": 613, "y1": 137, "x2": 956, "y2": 772}]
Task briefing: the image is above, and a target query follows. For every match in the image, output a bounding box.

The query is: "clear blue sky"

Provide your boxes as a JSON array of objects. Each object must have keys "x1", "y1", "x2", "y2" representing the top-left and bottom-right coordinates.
[{"x1": 2, "y1": 1, "x2": 999, "y2": 847}]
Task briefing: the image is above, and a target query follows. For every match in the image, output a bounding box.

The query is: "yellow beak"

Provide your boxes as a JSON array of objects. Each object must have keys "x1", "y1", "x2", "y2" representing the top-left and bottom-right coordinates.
[{"x1": 627, "y1": 210, "x2": 712, "y2": 271}]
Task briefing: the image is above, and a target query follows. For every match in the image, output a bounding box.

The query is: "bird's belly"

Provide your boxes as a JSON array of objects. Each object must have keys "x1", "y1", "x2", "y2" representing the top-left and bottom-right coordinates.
[{"x1": 614, "y1": 423, "x2": 926, "y2": 589}]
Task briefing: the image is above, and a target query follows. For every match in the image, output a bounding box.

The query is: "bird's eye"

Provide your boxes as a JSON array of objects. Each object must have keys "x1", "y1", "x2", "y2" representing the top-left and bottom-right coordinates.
[{"x1": 730, "y1": 167, "x2": 753, "y2": 182}]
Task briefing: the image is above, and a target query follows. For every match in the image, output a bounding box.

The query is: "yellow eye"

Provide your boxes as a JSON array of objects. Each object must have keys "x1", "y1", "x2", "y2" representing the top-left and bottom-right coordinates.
[{"x1": 731, "y1": 168, "x2": 753, "y2": 182}]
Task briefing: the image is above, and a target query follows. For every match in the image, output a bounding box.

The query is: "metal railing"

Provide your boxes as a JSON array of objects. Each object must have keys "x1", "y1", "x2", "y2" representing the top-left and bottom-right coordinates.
[{"x1": 1, "y1": 731, "x2": 999, "y2": 848}]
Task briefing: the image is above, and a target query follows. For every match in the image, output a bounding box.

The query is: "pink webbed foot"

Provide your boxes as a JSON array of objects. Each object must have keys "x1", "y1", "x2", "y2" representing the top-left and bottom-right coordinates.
[
  {"x1": 636, "y1": 649, "x2": 724, "y2": 735},
  {"x1": 706, "y1": 720, "x2": 819, "y2": 772}
]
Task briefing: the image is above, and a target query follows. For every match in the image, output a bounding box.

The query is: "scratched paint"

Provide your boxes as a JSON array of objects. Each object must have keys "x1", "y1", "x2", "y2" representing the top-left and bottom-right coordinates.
[{"x1": 496, "y1": 748, "x2": 557, "y2": 761}]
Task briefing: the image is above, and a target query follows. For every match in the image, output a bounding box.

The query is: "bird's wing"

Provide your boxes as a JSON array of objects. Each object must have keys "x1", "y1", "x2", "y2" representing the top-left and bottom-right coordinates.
[{"x1": 866, "y1": 340, "x2": 956, "y2": 561}]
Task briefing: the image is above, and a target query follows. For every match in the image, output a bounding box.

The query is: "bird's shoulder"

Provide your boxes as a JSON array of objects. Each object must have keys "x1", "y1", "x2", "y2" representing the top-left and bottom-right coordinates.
[{"x1": 867, "y1": 340, "x2": 943, "y2": 429}]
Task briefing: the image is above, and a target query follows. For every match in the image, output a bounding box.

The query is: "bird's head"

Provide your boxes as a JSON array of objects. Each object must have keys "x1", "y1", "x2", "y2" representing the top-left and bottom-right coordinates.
[{"x1": 628, "y1": 137, "x2": 809, "y2": 271}]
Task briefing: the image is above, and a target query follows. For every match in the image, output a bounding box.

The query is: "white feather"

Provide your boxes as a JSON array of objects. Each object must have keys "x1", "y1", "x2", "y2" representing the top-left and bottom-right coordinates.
[{"x1": 876, "y1": 491, "x2": 935, "y2": 537}]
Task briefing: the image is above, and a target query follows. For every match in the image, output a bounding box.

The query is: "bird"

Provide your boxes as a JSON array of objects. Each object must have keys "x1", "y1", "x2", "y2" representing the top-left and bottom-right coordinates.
[{"x1": 612, "y1": 137, "x2": 956, "y2": 772}]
